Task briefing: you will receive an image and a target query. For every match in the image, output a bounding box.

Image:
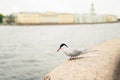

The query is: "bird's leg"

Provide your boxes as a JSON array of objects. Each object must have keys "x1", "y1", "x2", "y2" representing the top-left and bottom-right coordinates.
[
  {"x1": 72, "y1": 56, "x2": 74, "y2": 59},
  {"x1": 69, "y1": 56, "x2": 72, "y2": 60},
  {"x1": 71, "y1": 56, "x2": 74, "y2": 60},
  {"x1": 71, "y1": 56, "x2": 76, "y2": 60},
  {"x1": 71, "y1": 56, "x2": 73, "y2": 60}
]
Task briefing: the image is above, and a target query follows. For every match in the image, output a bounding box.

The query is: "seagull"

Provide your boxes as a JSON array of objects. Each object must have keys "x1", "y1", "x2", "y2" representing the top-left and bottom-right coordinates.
[{"x1": 57, "y1": 43, "x2": 96, "y2": 60}]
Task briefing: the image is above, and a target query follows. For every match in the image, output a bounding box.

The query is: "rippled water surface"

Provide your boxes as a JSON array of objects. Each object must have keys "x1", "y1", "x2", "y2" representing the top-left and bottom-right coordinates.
[{"x1": 0, "y1": 23, "x2": 120, "y2": 80}]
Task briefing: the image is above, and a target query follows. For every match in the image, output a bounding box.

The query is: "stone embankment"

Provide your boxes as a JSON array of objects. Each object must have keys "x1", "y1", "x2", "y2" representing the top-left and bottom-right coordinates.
[{"x1": 44, "y1": 39, "x2": 120, "y2": 80}]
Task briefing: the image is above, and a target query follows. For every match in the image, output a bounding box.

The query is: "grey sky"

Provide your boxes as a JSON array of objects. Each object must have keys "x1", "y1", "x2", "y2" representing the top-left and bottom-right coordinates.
[{"x1": 0, "y1": 0, "x2": 120, "y2": 17}]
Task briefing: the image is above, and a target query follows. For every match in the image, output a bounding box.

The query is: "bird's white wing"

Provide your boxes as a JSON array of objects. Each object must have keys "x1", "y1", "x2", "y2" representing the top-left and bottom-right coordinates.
[
  {"x1": 63, "y1": 48, "x2": 91, "y2": 56},
  {"x1": 63, "y1": 48, "x2": 82, "y2": 56},
  {"x1": 73, "y1": 49, "x2": 83, "y2": 55}
]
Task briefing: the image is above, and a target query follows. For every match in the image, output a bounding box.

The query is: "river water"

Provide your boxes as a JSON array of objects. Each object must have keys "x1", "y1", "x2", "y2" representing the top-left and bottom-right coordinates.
[{"x1": 0, "y1": 23, "x2": 120, "y2": 80}]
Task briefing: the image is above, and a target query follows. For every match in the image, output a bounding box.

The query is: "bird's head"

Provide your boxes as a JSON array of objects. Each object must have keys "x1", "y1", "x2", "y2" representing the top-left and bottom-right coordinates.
[{"x1": 57, "y1": 43, "x2": 68, "y2": 52}]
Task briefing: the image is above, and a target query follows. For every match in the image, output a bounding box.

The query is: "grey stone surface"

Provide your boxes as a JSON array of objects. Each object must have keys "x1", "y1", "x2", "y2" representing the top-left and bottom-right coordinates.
[{"x1": 44, "y1": 39, "x2": 120, "y2": 80}]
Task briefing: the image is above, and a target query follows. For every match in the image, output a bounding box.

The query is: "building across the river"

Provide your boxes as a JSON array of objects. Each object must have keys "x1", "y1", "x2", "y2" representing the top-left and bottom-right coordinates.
[
  {"x1": 15, "y1": 12, "x2": 41, "y2": 24},
  {"x1": 3, "y1": 3, "x2": 118, "y2": 25},
  {"x1": 74, "y1": 3, "x2": 118, "y2": 23},
  {"x1": 14, "y1": 12, "x2": 75, "y2": 24}
]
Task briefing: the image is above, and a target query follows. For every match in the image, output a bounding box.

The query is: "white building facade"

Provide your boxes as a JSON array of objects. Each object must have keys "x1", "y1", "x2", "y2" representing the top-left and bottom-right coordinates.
[{"x1": 75, "y1": 3, "x2": 118, "y2": 23}]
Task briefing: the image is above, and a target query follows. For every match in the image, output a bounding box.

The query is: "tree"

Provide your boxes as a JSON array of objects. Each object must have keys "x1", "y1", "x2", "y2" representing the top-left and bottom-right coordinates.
[
  {"x1": 0, "y1": 13, "x2": 4, "y2": 23},
  {"x1": 118, "y1": 18, "x2": 120, "y2": 21}
]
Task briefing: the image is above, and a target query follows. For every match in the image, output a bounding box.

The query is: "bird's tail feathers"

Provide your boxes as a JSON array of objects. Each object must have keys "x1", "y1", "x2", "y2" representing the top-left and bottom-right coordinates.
[{"x1": 81, "y1": 49, "x2": 98, "y2": 54}]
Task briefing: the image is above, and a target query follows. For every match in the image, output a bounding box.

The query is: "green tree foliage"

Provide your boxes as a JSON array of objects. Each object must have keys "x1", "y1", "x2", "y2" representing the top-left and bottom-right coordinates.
[
  {"x1": 118, "y1": 19, "x2": 120, "y2": 21},
  {"x1": 0, "y1": 13, "x2": 4, "y2": 23}
]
